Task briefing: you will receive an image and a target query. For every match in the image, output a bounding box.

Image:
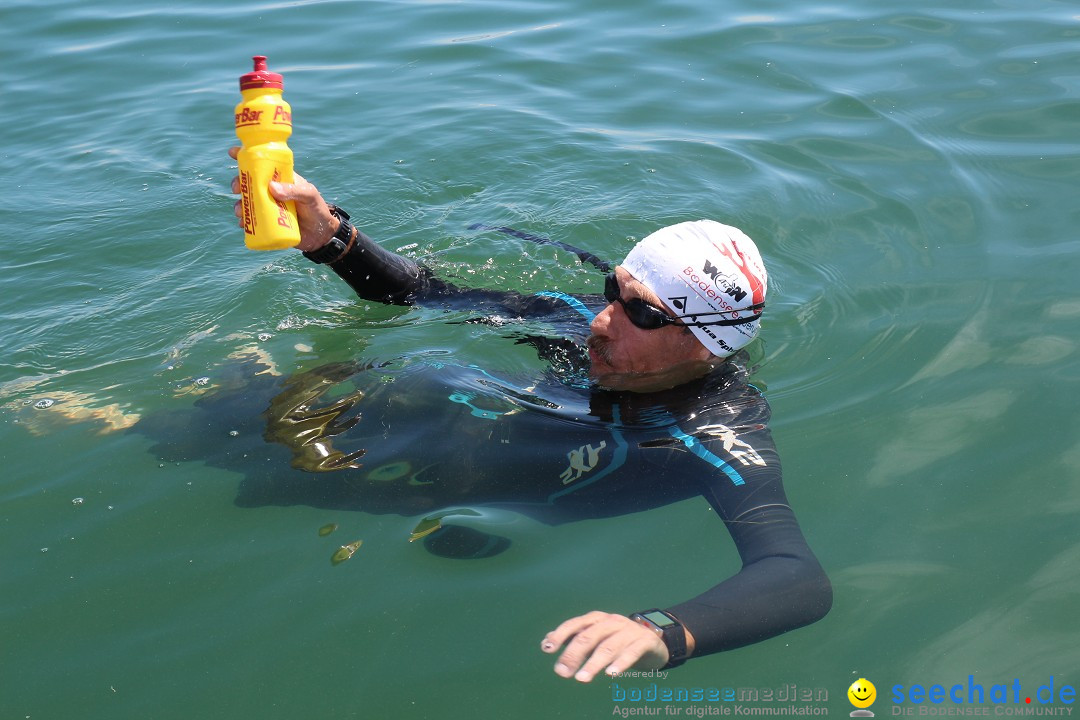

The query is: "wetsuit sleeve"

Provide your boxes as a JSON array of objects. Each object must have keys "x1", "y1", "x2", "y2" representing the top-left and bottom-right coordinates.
[
  {"x1": 663, "y1": 423, "x2": 832, "y2": 657},
  {"x1": 325, "y1": 229, "x2": 436, "y2": 305},
  {"x1": 325, "y1": 229, "x2": 577, "y2": 317}
]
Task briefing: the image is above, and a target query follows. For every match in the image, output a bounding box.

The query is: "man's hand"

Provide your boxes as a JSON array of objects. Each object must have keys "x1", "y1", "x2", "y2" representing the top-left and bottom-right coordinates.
[
  {"x1": 228, "y1": 147, "x2": 339, "y2": 253},
  {"x1": 541, "y1": 611, "x2": 670, "y2": 683}
]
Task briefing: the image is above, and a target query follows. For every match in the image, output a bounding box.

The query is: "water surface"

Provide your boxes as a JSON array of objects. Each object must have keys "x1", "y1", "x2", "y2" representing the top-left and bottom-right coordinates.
[{"x1": 2, "y1": 0, "x2": 1079, "y2": 717}]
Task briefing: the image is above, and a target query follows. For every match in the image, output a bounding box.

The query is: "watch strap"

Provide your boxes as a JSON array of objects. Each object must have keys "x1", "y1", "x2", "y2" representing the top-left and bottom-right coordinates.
[{"x1": 303, "y1": 205, "x2": 355, "y2": 264}]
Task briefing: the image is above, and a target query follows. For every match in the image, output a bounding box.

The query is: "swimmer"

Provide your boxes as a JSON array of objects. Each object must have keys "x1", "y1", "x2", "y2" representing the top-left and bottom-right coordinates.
[{"x1": 227, "y1": 147, "x2": 832, "y2": 681}]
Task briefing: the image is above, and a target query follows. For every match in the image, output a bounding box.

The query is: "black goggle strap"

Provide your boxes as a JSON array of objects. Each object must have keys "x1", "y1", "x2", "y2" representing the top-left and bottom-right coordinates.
[
  {"x1": 605, "y1": 274, "x2": 764, "y2": 327},
  {"x1": 673, "y1": 301, "x2": 766, "y2": 327},
  {"x1": 678, "y1": 312, "x2": 762, "y2": 327}
]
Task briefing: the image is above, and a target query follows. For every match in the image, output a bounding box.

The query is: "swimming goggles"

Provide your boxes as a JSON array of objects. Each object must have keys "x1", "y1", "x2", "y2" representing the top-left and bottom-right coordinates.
[{"x1": 603, "y1": 273, "x2": 764, "y2": 330}]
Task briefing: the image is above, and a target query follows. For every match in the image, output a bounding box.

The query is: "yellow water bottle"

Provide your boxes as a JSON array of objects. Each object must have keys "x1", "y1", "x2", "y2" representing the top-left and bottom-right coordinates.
[{"x1": 234, "y1": 55, "x2": 300, "y2": 250}]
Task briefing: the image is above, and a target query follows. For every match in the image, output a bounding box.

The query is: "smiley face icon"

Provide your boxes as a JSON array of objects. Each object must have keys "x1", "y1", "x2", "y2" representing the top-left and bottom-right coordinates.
[{"x1": 848, "y1": 679, "x2": 877, "y2": 709}]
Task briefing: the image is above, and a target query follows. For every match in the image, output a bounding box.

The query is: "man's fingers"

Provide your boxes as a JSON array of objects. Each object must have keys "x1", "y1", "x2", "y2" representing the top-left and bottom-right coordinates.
[
  {"x1": 541, "y1": 611, "x2": 608, "y2": 653},
  {"x1": 597, "y1": 636, "x2": 661, "y2": 680},
  {"x1": 267, "y1": 180, "x2": 303, "y2": 204},
  {"x1": 555, "y1": 625, "x2": 621, "y2": 679},
  {"x1": 268, "y1": 176, "x2": 319, "y2": 206},
  {"x1": 544, "y1": 613, "x2": 627, "y2": 679},
  {"x1": 227, "y1": 146, "x2": 312, "y2": 207},
  {"x1": 567, "y1": 632, "x2": 624, "y2": 682},
  {"x1": 543, "y1": 612, "x2": 670, "y2": 683}
]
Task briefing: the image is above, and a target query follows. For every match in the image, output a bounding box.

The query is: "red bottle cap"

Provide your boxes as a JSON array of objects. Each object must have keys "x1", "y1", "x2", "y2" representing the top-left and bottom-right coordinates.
[{"x1": 239, "y1": 55, "x2": 284, "y2": 91}]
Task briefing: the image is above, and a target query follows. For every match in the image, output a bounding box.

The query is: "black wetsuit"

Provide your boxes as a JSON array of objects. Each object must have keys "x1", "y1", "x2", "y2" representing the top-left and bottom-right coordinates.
[{"x1": 271, "y1": 229, "x2": 832, "y2": 657}]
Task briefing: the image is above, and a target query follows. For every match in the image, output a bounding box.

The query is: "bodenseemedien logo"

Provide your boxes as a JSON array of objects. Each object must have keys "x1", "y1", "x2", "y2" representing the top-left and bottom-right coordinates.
[{"x1": 849, "y1": 679, "x2": 877, "y2": 717}]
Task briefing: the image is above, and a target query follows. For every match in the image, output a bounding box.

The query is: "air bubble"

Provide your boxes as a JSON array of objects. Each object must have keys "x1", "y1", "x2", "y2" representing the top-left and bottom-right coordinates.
[{"x1": 72, "y1": 497, "x2": 85, "y2": 506}]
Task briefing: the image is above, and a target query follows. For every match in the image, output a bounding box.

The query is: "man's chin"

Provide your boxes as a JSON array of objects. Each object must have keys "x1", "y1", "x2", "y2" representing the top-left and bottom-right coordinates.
[
  {"x1": 588, "y1": 367, "x2": 664, "y2": 393},
  {"x1": 587, "y1": 367, "x2": 612, "y2": 388},
  {"x1": 589, "y1": 361, "x2": 717, "y2": 394},
  {"x1": 586, "y1": 349, "x2": 621, "y2": 387},
  {"x1": 587, "y1": 362, "x2": 629, "y2": 392}
]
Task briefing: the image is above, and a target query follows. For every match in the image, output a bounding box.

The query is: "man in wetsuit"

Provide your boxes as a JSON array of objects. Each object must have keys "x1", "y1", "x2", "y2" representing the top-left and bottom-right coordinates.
[{"x1": 227, "y1": 148, "x2": 832, "y2": 682}]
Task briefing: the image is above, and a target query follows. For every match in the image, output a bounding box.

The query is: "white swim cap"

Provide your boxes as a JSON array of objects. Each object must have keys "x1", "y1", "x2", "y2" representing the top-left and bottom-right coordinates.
[{"x1": 621, "y1": 220, "x2": 768, "y2": 358}]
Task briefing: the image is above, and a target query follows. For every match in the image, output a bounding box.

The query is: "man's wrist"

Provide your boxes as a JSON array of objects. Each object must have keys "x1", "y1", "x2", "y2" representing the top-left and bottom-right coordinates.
[
  {"x1": 303, "y1": 205, "x2": 355, "y2": 264},
  {"x1": 630, "y1": 609, "x2": 688, "y2": 669},
  {"x1": 325, "y1": 215, "x2": 342, "y2": 242}
]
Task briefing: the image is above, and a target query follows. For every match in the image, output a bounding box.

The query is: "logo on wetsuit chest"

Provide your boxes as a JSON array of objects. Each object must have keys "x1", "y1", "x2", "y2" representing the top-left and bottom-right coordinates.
[
  {"x1": 560, "y1": 441, "x2": 608, "y2": 485},
  {"x1": 698, "y1": 423, "x2": 766, "y2": 468}
]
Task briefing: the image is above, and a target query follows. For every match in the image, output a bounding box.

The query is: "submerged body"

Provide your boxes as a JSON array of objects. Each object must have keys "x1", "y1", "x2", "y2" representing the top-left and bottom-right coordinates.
[{"x1": 215, "y1": 225, "x2": 832, "y2": 658}]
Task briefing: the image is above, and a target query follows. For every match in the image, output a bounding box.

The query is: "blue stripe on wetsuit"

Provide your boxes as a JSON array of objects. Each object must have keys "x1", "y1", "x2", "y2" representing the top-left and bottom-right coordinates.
[
  {"x1": 667, "y1": 427, "x2": 746, "y2": 486},
  {"x1": 535, "y1": 291, "x2": 595, "y2": 321}
]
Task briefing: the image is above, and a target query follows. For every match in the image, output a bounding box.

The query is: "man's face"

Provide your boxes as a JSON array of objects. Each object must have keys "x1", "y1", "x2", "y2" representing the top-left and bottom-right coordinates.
[{"x1": 587, "y1": 266, "x2": 717, "y2": 392}]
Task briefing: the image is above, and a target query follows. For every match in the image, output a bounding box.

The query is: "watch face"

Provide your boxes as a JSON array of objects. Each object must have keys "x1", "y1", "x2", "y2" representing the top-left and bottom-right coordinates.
[{"x1": 642, "y1": 610, "x2": 676, "y2": 628}]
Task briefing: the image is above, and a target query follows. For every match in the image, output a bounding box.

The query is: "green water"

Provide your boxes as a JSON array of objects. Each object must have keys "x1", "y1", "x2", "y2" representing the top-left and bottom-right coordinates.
[{"x1": 3, "y1": 0, "x2": 1079, "y2": 718}]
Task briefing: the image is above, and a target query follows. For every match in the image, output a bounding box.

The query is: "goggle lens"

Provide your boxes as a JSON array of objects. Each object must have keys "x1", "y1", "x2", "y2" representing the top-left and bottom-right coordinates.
[{"x1": 604, "y1": 273, "x2": 675, "y2": 330}]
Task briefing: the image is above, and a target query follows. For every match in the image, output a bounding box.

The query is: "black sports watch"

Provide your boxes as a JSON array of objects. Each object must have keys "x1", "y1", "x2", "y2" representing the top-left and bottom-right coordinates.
[
  {"x1": 302, "y1": 205, "x2": 355, "y2": 264},
  {"x1": 630, "y1": 609, "x2": 688, "y2": 669}
]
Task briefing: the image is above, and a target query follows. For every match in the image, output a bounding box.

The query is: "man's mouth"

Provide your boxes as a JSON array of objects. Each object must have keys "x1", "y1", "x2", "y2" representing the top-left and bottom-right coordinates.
[{"x1": 586, "y1": 335, "x2": 613, "y2": 367}]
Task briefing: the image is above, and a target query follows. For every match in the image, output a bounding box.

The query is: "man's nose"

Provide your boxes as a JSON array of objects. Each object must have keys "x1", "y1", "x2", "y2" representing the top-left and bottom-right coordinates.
[{"x1": 590, "y1": 302, "x2": 616, "y2": 336}]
